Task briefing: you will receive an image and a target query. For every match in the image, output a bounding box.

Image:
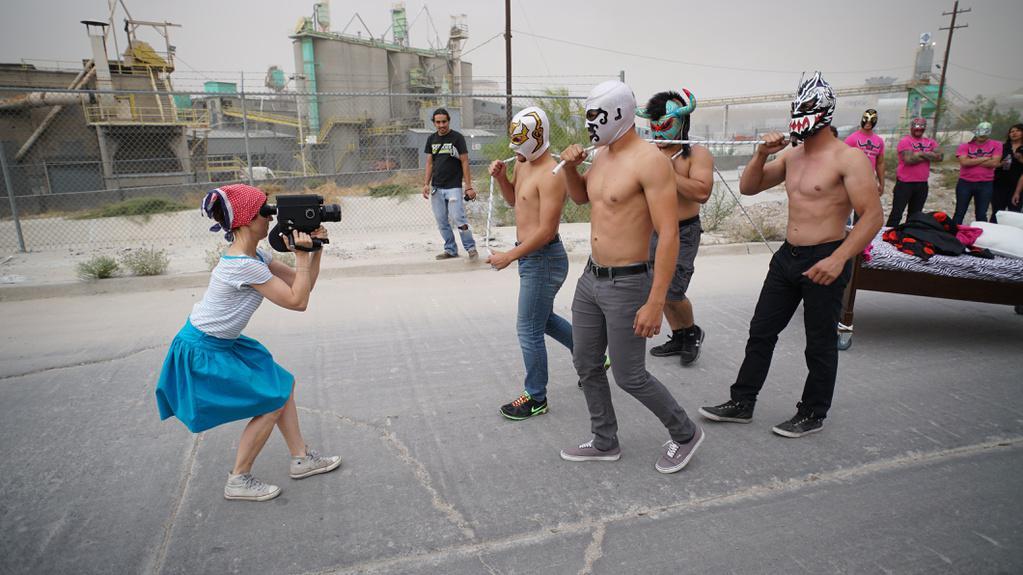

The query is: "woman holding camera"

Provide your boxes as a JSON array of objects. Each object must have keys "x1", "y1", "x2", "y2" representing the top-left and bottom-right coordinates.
[{"x1": 156, "y1": 183, "x2": 340, "y2": 502}]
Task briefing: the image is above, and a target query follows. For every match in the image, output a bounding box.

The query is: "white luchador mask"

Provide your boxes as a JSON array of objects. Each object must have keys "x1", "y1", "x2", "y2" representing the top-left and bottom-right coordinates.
[
  {"x1": 508, "y1": 106, "x2": 550, "y2": 162},
  {"x1": 789, "y1": 72, "x2": 836, "y2": 145},
  {"x1": 584, "y1": 81, "x2": 636, "y2": 147}
]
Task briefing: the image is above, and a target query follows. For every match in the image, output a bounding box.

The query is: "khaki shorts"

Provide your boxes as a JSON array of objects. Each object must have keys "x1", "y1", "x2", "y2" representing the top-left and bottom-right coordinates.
[{"x1": 649, "y1": 216, "x2": 701, "y2": 302}]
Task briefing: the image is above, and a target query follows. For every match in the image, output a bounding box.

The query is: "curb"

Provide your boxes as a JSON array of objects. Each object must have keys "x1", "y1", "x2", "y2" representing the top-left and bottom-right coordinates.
[{"x1": 0, "y1": 241, "x2": 780, "y2": 302}]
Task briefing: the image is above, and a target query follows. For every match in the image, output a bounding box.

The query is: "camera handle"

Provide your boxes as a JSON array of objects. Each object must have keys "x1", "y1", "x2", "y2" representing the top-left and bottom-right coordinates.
[
  {"x1": 285, "y1": 234, "x2": 325, "y2": 253},
  {"x1": 268, "y1": 223, "x2": 327, "y2": 253}
]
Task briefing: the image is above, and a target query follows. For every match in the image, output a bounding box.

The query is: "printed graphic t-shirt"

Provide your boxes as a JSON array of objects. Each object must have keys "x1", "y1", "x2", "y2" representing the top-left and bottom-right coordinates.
[
  {"x1": 844, "y1": 130, "x2": 885, "y2": 169},
  {"x1": 956, "y1": 139, "x2": 1003, "y2": 182},
  {"x1": 424, "y1": 130, "x2": 468, "y2": 189},
  {"x1": 896, "y1": 135, "x2": 939, "y2": 183}
]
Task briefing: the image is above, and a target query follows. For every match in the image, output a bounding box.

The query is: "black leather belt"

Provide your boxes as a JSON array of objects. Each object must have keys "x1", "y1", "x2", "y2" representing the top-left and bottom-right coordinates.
[
  {"x1": 586, "y1": 259, "x2": 650, "y2": 278},
  {"x1": 678, "y1": 215, "x2": 700, "y2": 228},
  {"x1": 515, "y1": 233, "x2": 561, "y2": 247}
]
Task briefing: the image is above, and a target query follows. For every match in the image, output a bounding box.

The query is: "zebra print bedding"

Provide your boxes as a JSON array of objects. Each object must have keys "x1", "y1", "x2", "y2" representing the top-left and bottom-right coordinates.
[{"x1": 864, "y1": 232, "x2": 1023, "y2": 283}]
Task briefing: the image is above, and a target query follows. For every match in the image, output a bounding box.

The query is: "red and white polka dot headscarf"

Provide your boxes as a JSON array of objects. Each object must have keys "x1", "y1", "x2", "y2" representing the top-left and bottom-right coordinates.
[{"x1": 200, "y1": 184, "x2": 267, "y2": 241}]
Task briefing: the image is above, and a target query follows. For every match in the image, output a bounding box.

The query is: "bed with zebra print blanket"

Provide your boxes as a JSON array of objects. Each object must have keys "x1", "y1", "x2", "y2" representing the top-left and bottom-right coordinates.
[{"x1": 865, "y1": 232, "x2": 1023, "y2": 283}]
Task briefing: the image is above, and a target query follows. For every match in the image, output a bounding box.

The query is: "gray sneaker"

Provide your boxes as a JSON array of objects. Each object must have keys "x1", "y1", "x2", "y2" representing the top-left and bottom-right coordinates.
[
  {"x1": 290, "y1": 447, "x2": 342, "y2": 479},
  {"x1": 435, "y1": 252, "x2": 458, "y2": 260},
  {"x1": 224, "y1": 473, "x2": 281, "y2": 501},
  {"x1": 655, "y1": 426, "x2": 704, "y2": 474},
  {"x1": 467, "y1": 248, "x2": 479, "y2": 259},
  {"x1": 560, "y1": 439, "x2": 621, "y2": 462}
]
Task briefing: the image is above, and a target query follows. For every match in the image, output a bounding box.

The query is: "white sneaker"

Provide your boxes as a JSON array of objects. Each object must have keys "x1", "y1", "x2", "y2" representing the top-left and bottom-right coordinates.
[
  {"x1": 290, "y1": 446, "x2": 342, "y2": 479},
  {"x1": 224, "y1": 473, "x2": 281, "y2": 502}
]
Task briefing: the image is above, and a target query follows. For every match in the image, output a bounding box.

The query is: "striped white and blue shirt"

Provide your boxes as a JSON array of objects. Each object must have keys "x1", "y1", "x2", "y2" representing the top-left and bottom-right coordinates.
[{"x1": 189, "y1": 249, "x2": 274, "y2": 339}]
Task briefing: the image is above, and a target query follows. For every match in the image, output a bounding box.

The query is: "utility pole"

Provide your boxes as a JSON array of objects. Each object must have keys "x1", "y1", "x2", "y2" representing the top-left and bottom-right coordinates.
[
  {"x1": 619, "y1": 70, "x2": 625, "y2": 83},
  {"x1": 932, "y1": 0, "x2": 969, "y2": 140},
  {"x1": 504, "y1": 0, "x2": 512, "y2": 127}
]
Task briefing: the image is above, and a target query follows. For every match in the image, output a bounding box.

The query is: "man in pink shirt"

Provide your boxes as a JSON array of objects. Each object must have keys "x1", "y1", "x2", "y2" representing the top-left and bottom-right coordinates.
[
  {"x1": 953, "y1": 121, "x2": 1003, "y2": 225},
  {"x1": 887, "y1": 117, "x2": 943, "y2": 226},
  {"x1": 844, "y1": 109, "x2": 886, "y2": 195}
]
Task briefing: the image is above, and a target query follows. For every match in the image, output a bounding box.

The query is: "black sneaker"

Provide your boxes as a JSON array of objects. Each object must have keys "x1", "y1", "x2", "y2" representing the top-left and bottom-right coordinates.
[
  {"x1": 698, "y1": 400, "x2": 754, "y2": 423},
  {"x1": 500, "y1": 392, "x2": 548, "y2": 420},
  {"x1": 772, "y1": 412, "x2": 824, "y2": 438},
  {"x1": 679, "y1": 325, "x2": 705, "y2": 366},
  {"x1": 650, "y1": 332, "x2": 684, "y2": 357}
]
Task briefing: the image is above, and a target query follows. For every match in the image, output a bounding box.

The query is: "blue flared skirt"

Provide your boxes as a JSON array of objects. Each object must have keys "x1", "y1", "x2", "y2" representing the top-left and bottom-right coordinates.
[{"x1": 156, "y1": 320, "x2": 293, "y2": 433}]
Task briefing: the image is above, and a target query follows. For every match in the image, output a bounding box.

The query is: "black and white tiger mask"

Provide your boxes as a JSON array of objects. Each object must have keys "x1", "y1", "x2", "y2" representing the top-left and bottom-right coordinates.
[{"x1": 788, "y1": 72, "x2": 836, "y2": 145}]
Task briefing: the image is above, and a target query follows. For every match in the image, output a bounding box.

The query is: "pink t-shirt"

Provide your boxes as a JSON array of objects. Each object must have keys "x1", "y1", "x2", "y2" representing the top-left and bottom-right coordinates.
[
  {"x1": 956, "y1": 139, "x2": 1003, "y2": 182},
  {"x1": 896, "y1": 135, "x2": 939, "y2": 182},
  {"x1": 845, "y1": 130, "x2": 885, "y2": 169}
]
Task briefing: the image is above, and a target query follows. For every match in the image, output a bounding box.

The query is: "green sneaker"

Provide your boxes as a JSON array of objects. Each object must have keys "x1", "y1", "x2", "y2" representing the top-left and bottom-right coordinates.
[{"x1": 500, "y1": 392, "x2": 548, "y2": 420}]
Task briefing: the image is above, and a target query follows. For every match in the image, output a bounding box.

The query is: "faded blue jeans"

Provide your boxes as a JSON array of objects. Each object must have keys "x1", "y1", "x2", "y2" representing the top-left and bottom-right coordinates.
[
  {"x1": 430, "y1": 186, "x2": 477, "y2": 255},
  {"x1": 518, "y1": 239, "x2": 573, "y2": 402},
  {"x1": 953, "y1": 179, "x2": 993, "y2": 225}
]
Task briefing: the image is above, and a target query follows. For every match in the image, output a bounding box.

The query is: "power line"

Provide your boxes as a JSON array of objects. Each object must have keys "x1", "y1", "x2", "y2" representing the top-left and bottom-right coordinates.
[
  {"x1": 512, "y1": 29, "x2": 912, "y2": 76},
  {"x1": 950, "y1": 63, "x2": 1022, "y2": 82}
]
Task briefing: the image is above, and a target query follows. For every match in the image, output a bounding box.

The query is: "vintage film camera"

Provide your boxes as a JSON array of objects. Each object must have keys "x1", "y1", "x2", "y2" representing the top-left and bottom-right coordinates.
[{"x1": 261, "y1": 194, "x2": 341, "y2": 252}]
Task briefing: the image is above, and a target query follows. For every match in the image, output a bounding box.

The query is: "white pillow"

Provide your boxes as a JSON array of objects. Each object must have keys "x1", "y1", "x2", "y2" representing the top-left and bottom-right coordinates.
[
  {"x1": 994, "y1": 210, "x2": 1023, "y2": 232},
  {"x1": 972, "y1": 221, "x2": 1023, "y2": 258}
]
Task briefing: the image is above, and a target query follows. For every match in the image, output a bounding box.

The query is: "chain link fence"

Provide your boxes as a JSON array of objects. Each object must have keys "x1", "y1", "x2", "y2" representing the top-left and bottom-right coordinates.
[
  {"x1": 0, "y1": 86, "x2": 611, "y2": 252},
  {"x1": 4, "y1": 85, "x2": 974, "y2": 255}
]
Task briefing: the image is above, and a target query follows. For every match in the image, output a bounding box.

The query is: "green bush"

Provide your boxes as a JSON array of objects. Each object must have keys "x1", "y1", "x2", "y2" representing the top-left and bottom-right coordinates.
[
  {"x1": 699, "y1": 185, "x2": 737, "y2": 232},
  {"x1": 121, "y1": 247, "x2": 169, "y2": 276},
  {"x1": 71, "y1": 197, "x2": 191, "y2": 220},
  {"x1": 77, "y1": 255, "x2": 120, "y2": 280},
  {"x1": 368, "y1": 183, "x2": 417, "y2": 197}
]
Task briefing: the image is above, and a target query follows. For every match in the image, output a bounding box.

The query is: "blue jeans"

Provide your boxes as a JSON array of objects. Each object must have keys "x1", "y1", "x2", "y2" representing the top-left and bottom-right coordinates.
[
  {"x1": 953, "y1": 179, "x2": 993, "y2": 225},
  {"x1": 517, "y1": 240, "x2": 573, "y2": 402},
  {"x1": 430, "y1": 187, "x2": 476, "y2": 255}
]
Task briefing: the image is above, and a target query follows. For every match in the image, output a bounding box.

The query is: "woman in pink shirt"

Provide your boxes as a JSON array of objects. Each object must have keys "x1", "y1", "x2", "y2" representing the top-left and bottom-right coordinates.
[{"x1": 953, "y1": 121, "x2": 1004, "y2": 225}]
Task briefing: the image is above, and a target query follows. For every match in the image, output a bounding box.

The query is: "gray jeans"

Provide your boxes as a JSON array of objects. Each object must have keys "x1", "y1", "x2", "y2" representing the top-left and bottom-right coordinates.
[{"x1": 571, "y1": 263, "x2": 697, "y2": 451}]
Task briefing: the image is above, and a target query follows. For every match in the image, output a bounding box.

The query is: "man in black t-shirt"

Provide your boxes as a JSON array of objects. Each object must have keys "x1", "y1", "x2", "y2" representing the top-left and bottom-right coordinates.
[{"x1": 422, "y1": 108, "x2": 478, "y2": 259}]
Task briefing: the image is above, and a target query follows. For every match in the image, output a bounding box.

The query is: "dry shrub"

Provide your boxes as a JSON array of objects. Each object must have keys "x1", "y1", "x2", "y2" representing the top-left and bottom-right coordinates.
[
  {"x1": 121, "y1": 247, "x2": 169, "y2": 276},
  {"x1": 726, "y1": 202, "x2": 787, "y2": 243}
]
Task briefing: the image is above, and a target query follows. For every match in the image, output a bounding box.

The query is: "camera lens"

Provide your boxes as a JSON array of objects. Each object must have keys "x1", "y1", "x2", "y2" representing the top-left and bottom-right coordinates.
[
  {"x1": 321, "y1": 204, "x2": 342, "y2": 222},
  {"x1": 259, "y1": 203, "x2": 277, "y2": 217}
]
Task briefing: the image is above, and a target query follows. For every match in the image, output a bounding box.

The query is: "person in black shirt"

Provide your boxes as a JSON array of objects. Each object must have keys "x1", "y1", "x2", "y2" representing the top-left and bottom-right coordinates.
[
  {"x1": 991, "y1": 123, "x2": 1023, "y2": 221},
  {"x1": 422, "y1": 108, "x2": 478, "y2": 259}
]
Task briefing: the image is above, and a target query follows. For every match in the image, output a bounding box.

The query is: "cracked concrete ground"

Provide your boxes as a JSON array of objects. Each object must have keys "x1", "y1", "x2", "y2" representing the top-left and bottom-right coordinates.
[{"x1": 1, "y1": 251, "x2": 1021, "y2": 574}]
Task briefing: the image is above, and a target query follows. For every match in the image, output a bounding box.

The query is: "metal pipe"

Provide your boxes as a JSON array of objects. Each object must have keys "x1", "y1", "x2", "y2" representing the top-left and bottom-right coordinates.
[
  {"x1": 504, "y1": 0, "x2": 512, "y2": 128},
  {"x1": 15, "y1": 66, "x2": 96, "y2": 162},
  {"x1": 240, "y1": 73, "x2": 254, "y2": 185},
  {"x1": 552, "y1": 139, "x2": 774, "y2": 174},
  {"x1": 0, "y1": 142, "x2": 26, "y2": 252},
  {"x1": 0, "y1": 92, "x2": 81, "y2": 111}
]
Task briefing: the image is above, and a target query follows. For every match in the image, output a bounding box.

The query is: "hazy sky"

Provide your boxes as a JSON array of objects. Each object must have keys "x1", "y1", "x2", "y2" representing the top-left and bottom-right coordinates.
[{"x1": 1, "y1": 0, "x2": 1020, "y2": 103}]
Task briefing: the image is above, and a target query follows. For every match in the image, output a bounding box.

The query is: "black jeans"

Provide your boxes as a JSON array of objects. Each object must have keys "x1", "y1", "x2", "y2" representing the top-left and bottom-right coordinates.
[
  {"x1": 730, "y1": 240, "x2": 852, "y2": 419},
  {"x1": 887, "y1": 180, "x2": 928, "y2": 227}
]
